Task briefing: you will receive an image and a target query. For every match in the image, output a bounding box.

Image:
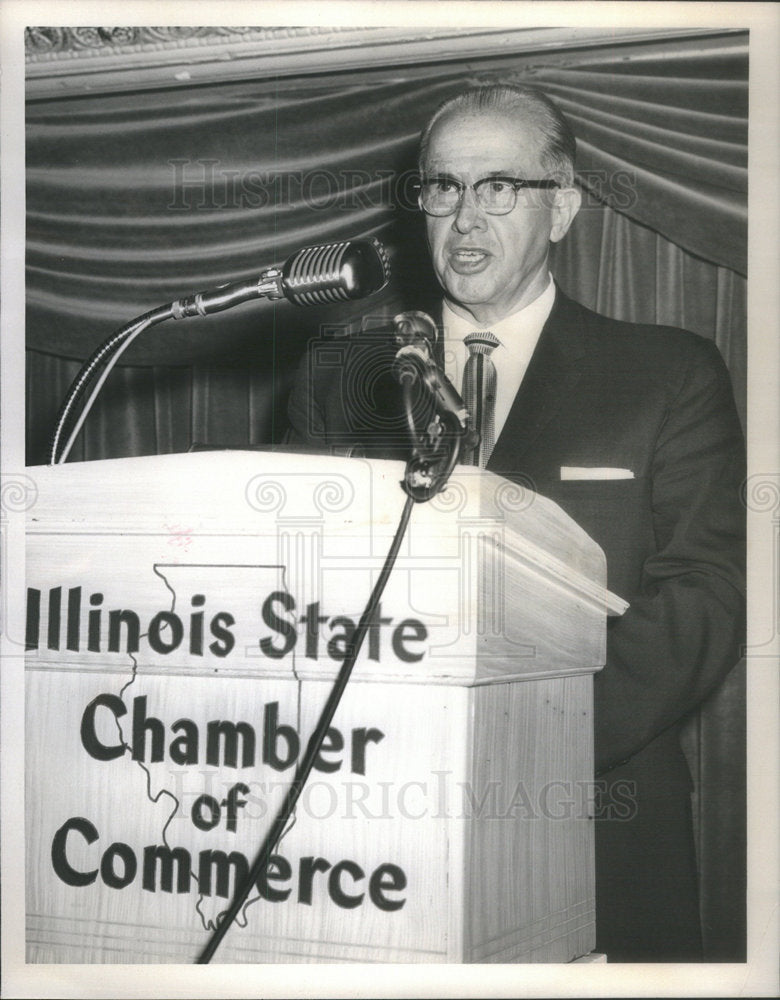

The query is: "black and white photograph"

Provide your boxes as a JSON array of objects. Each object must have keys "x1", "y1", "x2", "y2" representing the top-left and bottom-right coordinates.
[{"x1": 2, "y1": 2, "x2": 778, "y2": 997}]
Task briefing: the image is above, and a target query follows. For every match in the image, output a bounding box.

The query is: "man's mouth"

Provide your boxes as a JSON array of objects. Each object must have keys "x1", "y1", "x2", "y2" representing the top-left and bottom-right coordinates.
[{"x1": 448, "y1": 248, "x2": 491, "y2": 272}]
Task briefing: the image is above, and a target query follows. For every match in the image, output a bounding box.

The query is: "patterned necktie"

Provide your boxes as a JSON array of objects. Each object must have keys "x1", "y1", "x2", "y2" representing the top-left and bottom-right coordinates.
[{"x1": 461, "y1": 331, "x2": 500, "y2": 467}]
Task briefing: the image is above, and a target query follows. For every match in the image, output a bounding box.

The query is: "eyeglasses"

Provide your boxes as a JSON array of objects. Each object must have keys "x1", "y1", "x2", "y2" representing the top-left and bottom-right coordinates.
[{"x1": 417, "y1": 175, "x2": 560, "y2": 217}]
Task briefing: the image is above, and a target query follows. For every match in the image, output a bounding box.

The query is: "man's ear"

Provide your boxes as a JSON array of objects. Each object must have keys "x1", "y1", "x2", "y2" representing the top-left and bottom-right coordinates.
[{"x1": 550, "y1": 186, "x2": 582, "y2": 243}]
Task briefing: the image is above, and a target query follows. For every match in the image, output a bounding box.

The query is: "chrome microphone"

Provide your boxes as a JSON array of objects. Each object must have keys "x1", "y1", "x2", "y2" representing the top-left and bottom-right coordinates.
[
  {"x1": 281, "y1": 238, "x2": 390, "y2": 306},
  {"x1": 171, "y1": 237, "x2": 390, "y2": 318}
]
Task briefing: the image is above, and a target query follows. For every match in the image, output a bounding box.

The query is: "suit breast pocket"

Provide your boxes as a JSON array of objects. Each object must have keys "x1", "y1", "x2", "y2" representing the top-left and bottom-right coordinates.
[{"x1": 539, "y1": 477, "x2": 655, "y2": 595}]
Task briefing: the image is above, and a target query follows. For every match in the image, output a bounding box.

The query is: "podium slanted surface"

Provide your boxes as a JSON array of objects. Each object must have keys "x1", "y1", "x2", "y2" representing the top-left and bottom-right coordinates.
[{"x1": 25, "y1": 451, "x2": 622, "y2": 963}]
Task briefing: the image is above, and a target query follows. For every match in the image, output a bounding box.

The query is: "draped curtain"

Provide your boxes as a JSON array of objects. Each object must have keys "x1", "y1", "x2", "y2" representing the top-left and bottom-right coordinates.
[{"x1": 25, "y1": 28, "x2": 747, "y2": 959}]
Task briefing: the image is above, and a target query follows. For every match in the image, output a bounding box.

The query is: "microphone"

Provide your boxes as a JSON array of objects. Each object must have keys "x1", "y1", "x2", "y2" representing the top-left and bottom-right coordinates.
[
  {"x1": 170, "y1": 237, "x2": 390, "y2": 318},
  {"x1": 392, "y1": 311, "x2": 469, "y2": 430}
]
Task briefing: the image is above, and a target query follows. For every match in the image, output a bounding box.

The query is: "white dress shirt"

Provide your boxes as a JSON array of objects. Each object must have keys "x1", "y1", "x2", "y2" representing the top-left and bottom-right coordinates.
[{"x1": 442, "y1": 275, "x2": 556, "y2": 446}]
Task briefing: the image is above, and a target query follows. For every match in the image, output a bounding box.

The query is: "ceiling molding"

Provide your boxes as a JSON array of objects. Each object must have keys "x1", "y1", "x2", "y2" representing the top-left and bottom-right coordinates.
[
  {"x1": 25, "y1": 25, "x2": 746, "y2": 100},
  {"x1": 24, "y1": 25, "x2": 367, "y2": 61}
]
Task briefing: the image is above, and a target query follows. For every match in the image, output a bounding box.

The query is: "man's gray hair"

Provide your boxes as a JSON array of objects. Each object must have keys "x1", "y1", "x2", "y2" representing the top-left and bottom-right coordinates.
[{"x1": 418, "y1": 83, "x2": 577, "y2": 185}]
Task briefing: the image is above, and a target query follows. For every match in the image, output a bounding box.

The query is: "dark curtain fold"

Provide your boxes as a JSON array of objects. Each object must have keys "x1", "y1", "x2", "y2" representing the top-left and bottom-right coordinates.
[
  {"x1": 551, "y1": 207, "x2": 747, "y2": 427},
  {"x1": 25, "y1": 351, "x2": 298, "y2": 462},
  {"x1": 25, "y1": 29, "x2": 748, "y2": 961},
  {"x1": 26, "y1": 32, "x2": 747, "y2": 367}
]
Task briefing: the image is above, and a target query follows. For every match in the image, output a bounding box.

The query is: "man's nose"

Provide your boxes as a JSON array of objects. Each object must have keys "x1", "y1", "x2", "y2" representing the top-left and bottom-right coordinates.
[{"x1": 452, "y1": 185, "x2": 487, "y2": 234}]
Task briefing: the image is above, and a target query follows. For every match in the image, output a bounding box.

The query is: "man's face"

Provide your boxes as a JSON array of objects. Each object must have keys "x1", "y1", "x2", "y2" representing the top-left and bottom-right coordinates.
[{"x1": 421, "y1": 110, "x2": 567, "y2": 325}]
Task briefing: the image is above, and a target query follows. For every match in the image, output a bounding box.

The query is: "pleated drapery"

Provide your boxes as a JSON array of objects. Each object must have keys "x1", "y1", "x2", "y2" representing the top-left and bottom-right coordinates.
[
  {"x1": 26, "y1": 32, "x2": 747, "y2": 373},
  {"x1": 25, "y1": 29, "x2": 747, "y2": 959},
  {"x1": 528, "y1": 44, "x2": 748, "y2": 273},
  {"x1": 26, "y1": 203, "x2": 747, "y2": 463}
]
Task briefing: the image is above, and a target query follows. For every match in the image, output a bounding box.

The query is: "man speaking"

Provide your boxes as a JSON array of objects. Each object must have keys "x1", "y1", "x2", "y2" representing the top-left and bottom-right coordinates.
[{"x1": 287, "y1": 84, "x2": 746, "y2": 962}]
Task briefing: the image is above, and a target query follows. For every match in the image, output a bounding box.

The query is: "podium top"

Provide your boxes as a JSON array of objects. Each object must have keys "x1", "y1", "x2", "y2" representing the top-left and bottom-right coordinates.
[{"x1": 26, "y1": 450, "x2": 627, "y2": 686}]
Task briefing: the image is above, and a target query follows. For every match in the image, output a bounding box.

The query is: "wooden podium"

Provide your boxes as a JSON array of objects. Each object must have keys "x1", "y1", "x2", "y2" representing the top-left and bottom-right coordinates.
[{"x1": 24, "y1": 451, "x2": 626, "y2": 964}]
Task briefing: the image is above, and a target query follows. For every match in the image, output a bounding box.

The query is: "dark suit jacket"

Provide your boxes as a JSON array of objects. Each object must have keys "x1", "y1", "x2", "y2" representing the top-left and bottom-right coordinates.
[{"x1": 287, "y1": 288, "x2": 746, "y2": 960}]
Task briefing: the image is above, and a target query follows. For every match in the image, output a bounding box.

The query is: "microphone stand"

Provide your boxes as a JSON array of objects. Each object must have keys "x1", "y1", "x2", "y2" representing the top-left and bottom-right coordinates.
[
  {"x1": 400, "y1": 394, "x2": 465, "y2": 502},
  {"x1": 47, "y1": 272, "x2": 289, "y2": 466},
  {"x1": 48, "y1": 237, "x2": 389, "y2": 465},
  {"x1": 391, "y1": 311, "x2": 474, "y2": 502}
]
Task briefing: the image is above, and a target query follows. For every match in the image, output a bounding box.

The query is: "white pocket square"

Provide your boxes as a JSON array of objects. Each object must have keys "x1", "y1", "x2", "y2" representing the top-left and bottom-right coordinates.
[{"x1": 560, "y1": 466, "x2": 635, "y2": 481}]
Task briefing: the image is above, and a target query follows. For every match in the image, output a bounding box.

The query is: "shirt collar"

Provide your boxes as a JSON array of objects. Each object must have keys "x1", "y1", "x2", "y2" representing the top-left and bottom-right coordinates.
[{"x1": 442, "y1": 273, "x2": 556, "y2": 349}]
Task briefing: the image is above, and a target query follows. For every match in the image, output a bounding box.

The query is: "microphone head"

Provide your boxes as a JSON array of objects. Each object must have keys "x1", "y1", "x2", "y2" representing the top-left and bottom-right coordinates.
[
  {"x1": 281, "y1": 237, "x2": 390, "y2": 306},
  {"x1": 392, "y1": 310, "x2": 438, "y2": 347}
]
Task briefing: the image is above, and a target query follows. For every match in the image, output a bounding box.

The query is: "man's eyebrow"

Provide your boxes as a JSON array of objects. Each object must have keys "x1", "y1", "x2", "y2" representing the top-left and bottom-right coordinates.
[{"x1": 422, "y1": 170, "x2": 520, "y2": 181}]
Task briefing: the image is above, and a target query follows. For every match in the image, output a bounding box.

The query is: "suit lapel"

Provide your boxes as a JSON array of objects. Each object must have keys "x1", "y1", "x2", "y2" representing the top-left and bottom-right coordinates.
[{"x1": 487, "y1": 289, "x2": 587, "y2": 470}]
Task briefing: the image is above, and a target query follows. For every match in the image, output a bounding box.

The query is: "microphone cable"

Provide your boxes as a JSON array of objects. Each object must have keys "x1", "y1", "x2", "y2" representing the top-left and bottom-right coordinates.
[
  {"x1": 196, "y1": 489, "x2": 416, "y2": 964},
  {"x1": 49, "y1": 305, "x2": 174, "y2": 465}
]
